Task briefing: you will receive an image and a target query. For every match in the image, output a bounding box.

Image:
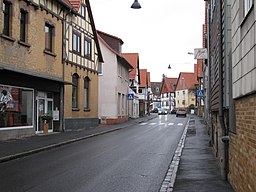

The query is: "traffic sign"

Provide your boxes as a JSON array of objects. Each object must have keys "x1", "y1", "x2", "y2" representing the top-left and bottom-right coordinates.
[
  {"x1": 197, "y1": 90, "x2": 204, "y2": 98},
  {"x1": 128, "y1": 93, "x2": 134, "y2": 100}
]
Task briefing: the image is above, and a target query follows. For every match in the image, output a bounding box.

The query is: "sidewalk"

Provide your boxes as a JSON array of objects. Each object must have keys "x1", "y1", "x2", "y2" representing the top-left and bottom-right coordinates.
[
  {"x1": 0, "y1": 114, "x2": 157, "y2": 163},
  {"x1": 173, "y1": 115, "x2": 234, "y2": 192}
]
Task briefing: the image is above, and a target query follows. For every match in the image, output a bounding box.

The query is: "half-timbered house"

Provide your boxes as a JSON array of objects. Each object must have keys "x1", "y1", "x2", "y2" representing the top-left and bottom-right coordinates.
[{"x1": 62, "y1": 0, "x2": 103, "y2": 130}]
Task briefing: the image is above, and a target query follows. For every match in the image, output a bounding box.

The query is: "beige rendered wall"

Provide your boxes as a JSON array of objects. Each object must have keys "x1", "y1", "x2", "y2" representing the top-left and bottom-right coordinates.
[{"x1": 64, "y1": 65, "x2": 98, "y2": 119}]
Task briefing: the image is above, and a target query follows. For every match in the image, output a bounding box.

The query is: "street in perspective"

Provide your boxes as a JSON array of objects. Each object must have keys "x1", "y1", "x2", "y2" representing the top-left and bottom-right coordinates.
[
  {"x1": 1, "y1": 0, "x2": 255, "y2": 192},
  {"x1": 0, "y1": 114, "x2": 186, "y2": 192}
]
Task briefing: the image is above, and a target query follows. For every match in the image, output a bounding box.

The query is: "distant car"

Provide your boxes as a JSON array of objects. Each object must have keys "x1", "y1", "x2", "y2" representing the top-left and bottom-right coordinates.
[
  {"x1": 150, "y1": 108, "x2": 158, "y2": 113},
  {"x1": 176, "y1": 108, "x2": 187, "y2": 117},
  {"x1": 158, "y1": 108, "x2": 168, "y2": 115},
  {"x1": 170, "y1": 109, "x2": 177, "y2": 114}
]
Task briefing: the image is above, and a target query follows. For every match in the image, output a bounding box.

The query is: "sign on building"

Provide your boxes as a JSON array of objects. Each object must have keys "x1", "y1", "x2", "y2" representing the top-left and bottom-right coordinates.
[
  {"x1": 128, "y1": 93, "x2": 134, "y2": 100},
  {"x1": 197, "y1": 90, "x2": 204, "y2": 98},
  {"x1": 194, "y1": 48, "x2": 208, "y2": 59}
]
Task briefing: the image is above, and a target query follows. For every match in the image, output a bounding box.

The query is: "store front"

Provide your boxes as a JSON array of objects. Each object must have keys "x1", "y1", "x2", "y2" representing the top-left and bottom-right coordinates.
[
  {"x1": 36, "y1": 92, "x2": 54, "y2": 133},
  {"x1": 0, "y1": 84, "x2": 34, "y2": 129},
  {"x1": 0, "y1": 70, "x2": 63, "y2": 140}
]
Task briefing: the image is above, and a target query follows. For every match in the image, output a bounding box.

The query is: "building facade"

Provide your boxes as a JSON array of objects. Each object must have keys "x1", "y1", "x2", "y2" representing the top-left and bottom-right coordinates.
[
  {"x1": 63, "y1": 0, "x2": 103, "y2": 130},
  {"x1": 175, "y1": 72, "x2": 197, "y2": 110},
  {"x1": 0, "y1": 0, "x2": 74, "y2": 140},
  {"x1": 160, "y1": 78, "x2": 177, "y2": 112},
  {"x1": 229, "y1": 0, "x2": 256, "y2": 191},
  {"x1": 97, "y1": 31, "x2": 133, "y2": 124}
]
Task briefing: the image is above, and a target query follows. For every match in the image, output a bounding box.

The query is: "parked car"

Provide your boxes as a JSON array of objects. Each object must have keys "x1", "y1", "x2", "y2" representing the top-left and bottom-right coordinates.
[
  {"x1": 158, "y1": 108, "x2": 168, "y2": 115},
  {"x1": 150, "y1": 108, "x2": 158, "y2": 113},
  {"x1": 176, "y1": 108, "x2": 187, "y2": 117},
  {"x1": 170, "y1": 108, "x2": 177, "y2": 114}
]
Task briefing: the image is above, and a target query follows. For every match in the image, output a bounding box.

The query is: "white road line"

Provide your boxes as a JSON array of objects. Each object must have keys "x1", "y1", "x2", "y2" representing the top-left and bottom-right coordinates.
[
  {"x1": 159, "y1": 123, "x2": 165, "y2": 125},
  {"x1": 139, "y1": 123, "x2": 147, "y2": 125},
  {"x1": 177, "y1": 123, "x2": 183, "y2": 126},
  {"x1": 168, "y1": 123, "x2": 174, "y2": 125},
  {"x1": 149, "y1": 123, "x2": 156, "y2": 125}
]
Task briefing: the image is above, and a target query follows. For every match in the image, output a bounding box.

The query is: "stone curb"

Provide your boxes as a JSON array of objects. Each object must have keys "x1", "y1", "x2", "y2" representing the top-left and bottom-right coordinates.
[
  {"x1": 0, "y1": 115, "x2": 157, "y2": 163},
  {"x1": 159, "y1": 117, "x2": 190, "y2": 192}
]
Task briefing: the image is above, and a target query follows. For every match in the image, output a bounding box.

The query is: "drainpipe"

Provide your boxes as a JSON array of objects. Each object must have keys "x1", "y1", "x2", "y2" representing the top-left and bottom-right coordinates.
[
  {"x1": 61, "y1": 9, "x2": 72, "y2": 132},
  {"x1": 218, "y1": 0, "x2": 229, "y2": 180},
  {"x1": 207, "y1": 1, "x2": 212, "y2": 146}
]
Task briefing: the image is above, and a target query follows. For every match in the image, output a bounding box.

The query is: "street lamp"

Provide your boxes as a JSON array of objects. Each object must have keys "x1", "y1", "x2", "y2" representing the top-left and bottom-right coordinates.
[{"x1": 131, "y1": 0, "x2": 141, "y2": 9}]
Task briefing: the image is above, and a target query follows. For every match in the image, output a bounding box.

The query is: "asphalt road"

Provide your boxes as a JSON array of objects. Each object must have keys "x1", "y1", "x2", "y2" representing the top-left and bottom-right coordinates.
[{"x1": 0, "y1": 114, "x2": 188, "y2": 192}]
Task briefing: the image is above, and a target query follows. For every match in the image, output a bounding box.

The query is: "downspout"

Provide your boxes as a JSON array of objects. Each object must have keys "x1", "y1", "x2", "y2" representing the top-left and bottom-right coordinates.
[
  {"x1": 218, "y1": 0, "x2": 229, "y2": 180},
  {"x1": 61, "y1": 9, "x2": 72, "y2": 132},
  {"x1": 207, "y1": 1, "x2": 212, "y2": 146}
]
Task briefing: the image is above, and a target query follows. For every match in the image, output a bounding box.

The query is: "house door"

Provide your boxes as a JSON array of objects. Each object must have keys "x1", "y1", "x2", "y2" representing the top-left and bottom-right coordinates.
[{"x1": 36, "y1": 92, "x2": 53, "y2": 133}]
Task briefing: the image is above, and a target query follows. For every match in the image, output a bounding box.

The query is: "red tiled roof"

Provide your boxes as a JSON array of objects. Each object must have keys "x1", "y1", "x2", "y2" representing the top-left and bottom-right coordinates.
[
  {"x1": 68, "y1": 0, "x2": 81, "y2": 11},
  {"x1": 97, "y1": 34, "x2": 133, "y2": 69},
  {"x1": 122, "y1": 53, "x2": 139, "y2": 80},
  {"x1": 97, "y1": 30, "x2": 124, "y2": 45},
  {"x1": 175, "y1": 72, "x2": 198, "y2": 91},
  {"x1": 161, "y1": 78, "x2": 178, "y2": 94}
]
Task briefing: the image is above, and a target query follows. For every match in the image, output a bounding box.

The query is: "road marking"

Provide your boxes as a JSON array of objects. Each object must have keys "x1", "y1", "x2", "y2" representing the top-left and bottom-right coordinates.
[
  {"x1": 140, "y1": 123, "x2": 147, "y2": 125},
  {"x1": 149, "y1": 123, "x2": 156, "y2": 125},
  {"x1": 168, "y1": 123, "x2": 174, "y2": 125},
  {"x1": 177, "y1": 123, "x2": 183, "y2": 126},
  {"x1": 159, "y1": 123, "x2": 165, "y2": 125}
]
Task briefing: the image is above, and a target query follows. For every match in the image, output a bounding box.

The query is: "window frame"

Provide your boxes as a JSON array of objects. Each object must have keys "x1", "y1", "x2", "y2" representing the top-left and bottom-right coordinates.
[
  {"x1": 72, "y1": 74, "x2": 79, "y2": 109},
  {"x1": 72, "y1": 30, "x2": 81, "y2": 54},
  {"x1": 2, "y1": 0, "x2": 11, "y2": 36},
  {"x1": 84, "y1": 37, "x2": 91, "y2": 59},
  {"x1": 84, "y1": 78, "x2": 89, "y2": 110},
  {"x1": 81, "y1": 4, "x2": 86, "y2": 18},
  {"x1": 20, "y1": 9, "x2": 27, "y2": 42},
  {"x1": 45, "y1": 23, "x2": 54, "y2": 52}
]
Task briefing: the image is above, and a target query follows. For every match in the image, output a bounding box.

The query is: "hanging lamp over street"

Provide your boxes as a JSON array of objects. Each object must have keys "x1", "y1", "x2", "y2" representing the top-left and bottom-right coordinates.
[{"x1": 131, "y1": 0, "x2": 141, "y2": 9}]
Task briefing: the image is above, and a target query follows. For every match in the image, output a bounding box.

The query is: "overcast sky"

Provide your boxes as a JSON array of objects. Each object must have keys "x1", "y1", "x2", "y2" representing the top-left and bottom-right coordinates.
[{"x1": 90, "y1": 0, "x2": 205, "y2": 82}]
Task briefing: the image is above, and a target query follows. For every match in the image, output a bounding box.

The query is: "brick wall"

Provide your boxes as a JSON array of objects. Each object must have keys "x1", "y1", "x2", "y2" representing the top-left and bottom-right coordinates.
[{"x1": 229, "y1": 93, "x2": 256, "y2": 192}]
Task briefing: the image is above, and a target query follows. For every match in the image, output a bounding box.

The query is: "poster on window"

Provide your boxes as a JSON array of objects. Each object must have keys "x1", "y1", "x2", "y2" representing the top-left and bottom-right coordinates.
[{"x1": 0, "y1": 85, "x2": 33, "y2": 128}]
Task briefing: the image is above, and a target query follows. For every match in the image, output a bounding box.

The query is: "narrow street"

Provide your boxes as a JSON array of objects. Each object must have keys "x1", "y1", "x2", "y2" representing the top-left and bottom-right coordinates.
[{"x1": 0, "y1": 115, "x2": 188, "y2": 192}]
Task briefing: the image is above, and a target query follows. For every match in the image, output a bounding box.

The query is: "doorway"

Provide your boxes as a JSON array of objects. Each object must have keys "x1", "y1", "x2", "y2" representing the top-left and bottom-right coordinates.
[{"x1": 36, "y1": 92, "x2": 53, "y2": 133}]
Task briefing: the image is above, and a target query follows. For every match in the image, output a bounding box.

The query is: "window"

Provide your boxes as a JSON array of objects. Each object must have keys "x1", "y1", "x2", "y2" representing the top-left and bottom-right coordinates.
[
  {"x1": 84, "y1": 78, "x2": 89, "y2": 110},
  {"x1": 244, "y1": 0, "x2": 253, "y2": 16},
  {"x1": 98, "y1": 62, "x2": 103, "y2": 75},
  {"x1": 20, "y1": 10, "x2": 27, "y2": 42},
  {"x1": 45, "y1": 23, "x2": 54, "y2": 52},
  {"x1": 84, "y1": 37, "x2": 91, "y2": 58},
  {"x1": 3, "y1": 0, "x2": 11, "y2": 36},
  {"x1": 0, "y1": 85, "x2": 33, "y2": 128},
  {"x1": 72, "y1": 74, "x2": 79, "y2": 108},
  {"x1": 73, "y1": 31, "x2": 81, "y2": 54},
  {"x1": 81, "y1": 4, "x2": 86, "y2": 18}
]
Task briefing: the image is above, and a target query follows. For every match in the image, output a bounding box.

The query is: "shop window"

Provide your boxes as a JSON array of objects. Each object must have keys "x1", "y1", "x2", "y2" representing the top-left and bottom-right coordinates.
[
  {"x1": 72, "y1": 74, "x2": 79, "y2": 108},
  {"x1": 0, "y1": 85, "x2": 33, "y2": 128}
]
